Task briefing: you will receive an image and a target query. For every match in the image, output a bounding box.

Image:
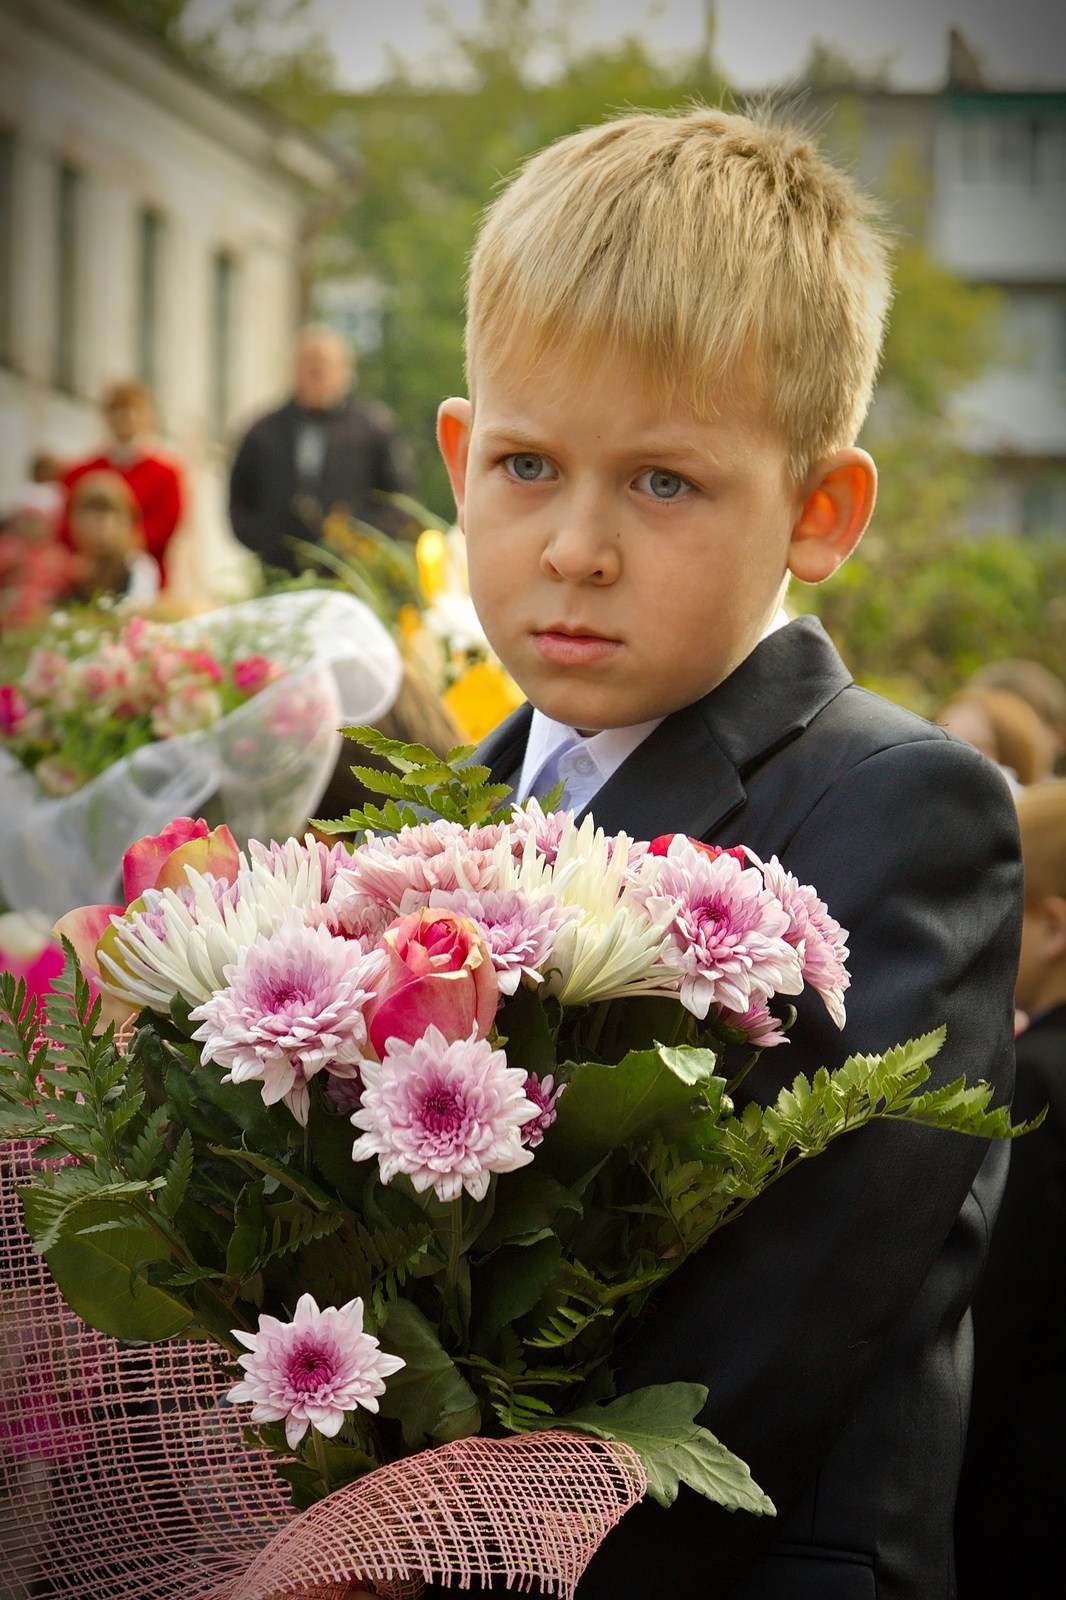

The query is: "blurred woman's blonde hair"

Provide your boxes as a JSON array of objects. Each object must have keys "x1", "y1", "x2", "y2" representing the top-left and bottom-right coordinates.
[{"x1": 1016, "y1": 780, "x2": 1066, "y2": 904}]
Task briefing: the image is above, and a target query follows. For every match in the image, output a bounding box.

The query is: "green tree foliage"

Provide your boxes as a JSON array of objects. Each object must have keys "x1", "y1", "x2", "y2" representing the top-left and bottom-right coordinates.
[{"x1": 332, "y1": 2, "x2": 726, "y2": 514}]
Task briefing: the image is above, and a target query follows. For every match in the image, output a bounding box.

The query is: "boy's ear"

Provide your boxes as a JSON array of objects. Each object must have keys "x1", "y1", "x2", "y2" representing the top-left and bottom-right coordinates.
[
  {"x1": 437, "y1": 398, "x2": 472, "y2": 526},
  {"x1": 787, "y1": 448, "x2": 877, "y2": 585},
  {"x1": 1032, "y1": 894, "x2": 1066, "y2": 962}
]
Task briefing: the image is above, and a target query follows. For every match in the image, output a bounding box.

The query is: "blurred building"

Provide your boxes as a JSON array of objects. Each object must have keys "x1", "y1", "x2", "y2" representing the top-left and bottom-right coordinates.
[
  {"x1": 809, "y1": 32, "x2": 1066, "y2": 539},
  {"x1": 0, "y1": 0, "x2": 349, "y2": 592}
]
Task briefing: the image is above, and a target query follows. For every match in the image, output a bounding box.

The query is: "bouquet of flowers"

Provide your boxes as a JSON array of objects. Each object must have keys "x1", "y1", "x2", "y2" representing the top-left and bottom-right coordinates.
[
  {"x1": 0, "y1": 592, "x2": 401, "y2": 923},
  {"x1": 0, "y1": 734, "x2": 1025, "y2": 1597}
]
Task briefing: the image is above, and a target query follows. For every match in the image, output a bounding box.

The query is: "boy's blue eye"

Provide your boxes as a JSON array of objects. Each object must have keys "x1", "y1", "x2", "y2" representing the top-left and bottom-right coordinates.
[
  {"x1": 507, "y1": 453, "x2": 548, "y2": 481},
  {"x1": 640, "y1": 468, "x2": 689, "y2": 500}
]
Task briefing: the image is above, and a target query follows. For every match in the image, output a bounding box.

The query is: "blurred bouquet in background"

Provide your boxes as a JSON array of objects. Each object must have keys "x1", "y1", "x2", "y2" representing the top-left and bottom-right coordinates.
[
  {"x1": 295, "y1": 498, "x2": 524, "y2": 744},
  {"x1": 0, "y1": 735, "x2": 1025, "y2": 1596},
  {"x1": 0, "y1": 591, "x2": 401, "y2": 924},
  {"x1": 1, "y1": 614, "x2": 287, "y2": 798}
]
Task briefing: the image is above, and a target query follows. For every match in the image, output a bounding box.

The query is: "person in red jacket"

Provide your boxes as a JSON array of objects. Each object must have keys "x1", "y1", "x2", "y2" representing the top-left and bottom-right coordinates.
[{"x1": 59, "y1": 382, "x2": 184, "y2": 585}]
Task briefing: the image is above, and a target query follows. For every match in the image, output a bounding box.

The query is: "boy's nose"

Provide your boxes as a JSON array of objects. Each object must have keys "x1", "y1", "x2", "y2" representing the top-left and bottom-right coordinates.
[{"x1": 539, "y1": 494, "x2": 620, "y2": 585}]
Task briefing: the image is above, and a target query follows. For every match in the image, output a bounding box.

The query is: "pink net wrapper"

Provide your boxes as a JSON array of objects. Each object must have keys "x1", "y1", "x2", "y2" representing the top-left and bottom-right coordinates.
[{"x1": 0, "y1": 1143, "x2": 645, "y2": 1600}]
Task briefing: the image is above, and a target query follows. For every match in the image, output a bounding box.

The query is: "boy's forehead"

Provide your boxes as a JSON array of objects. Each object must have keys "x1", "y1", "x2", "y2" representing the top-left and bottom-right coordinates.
[{"x1": 469, "y1": 343, "x2": 775, "y2": 452}]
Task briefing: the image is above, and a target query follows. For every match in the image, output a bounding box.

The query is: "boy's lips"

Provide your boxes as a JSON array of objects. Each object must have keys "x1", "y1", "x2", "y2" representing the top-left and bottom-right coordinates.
[{"x1": 532, "y1": 627, "x2": 621, "y2": 667}]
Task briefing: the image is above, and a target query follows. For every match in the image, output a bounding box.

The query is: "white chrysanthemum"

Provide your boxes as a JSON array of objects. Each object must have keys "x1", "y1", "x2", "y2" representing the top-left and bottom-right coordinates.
[
  {"x1": 97, "y1": 843, "x2": 335, "y2": 1011},
  {"x1": 504, "y1": 811, "x2": 680, "y2": 1005},
  {"x1": 190, "y1": 913, "x2": 387, "y2": 1125}
]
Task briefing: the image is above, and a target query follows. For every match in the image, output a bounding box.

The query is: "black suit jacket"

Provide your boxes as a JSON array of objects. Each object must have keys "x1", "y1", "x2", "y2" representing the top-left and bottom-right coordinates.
[
  {"x1": 228, "y1": 396, "x2": 409, "y2": 572},
  {"x1": 470, "y1": 617, "x2": 1022, "y2": 1600},
  {"x1": 954, "y1": 1001, "x2": 1066, "y2": 1597}
]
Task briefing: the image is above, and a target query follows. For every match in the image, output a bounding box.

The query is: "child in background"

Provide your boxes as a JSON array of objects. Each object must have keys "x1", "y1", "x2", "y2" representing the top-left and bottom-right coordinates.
[
  {"x1": 937, "y1": 683, "x2": 1055, "y2": 789},
  {"x1": 955, "y1": 780, "x2": 1066, "y2": 1599},
  {"x1": 65, "y1": 471, "x2": 159, "y2": 605},
  {"x1": 423, "y1": 105, "x2": 1020, "y2": 1599}
]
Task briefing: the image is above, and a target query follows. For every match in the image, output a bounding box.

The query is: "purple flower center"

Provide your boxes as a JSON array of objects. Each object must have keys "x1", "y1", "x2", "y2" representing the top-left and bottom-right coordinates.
[
  {"x1": 421, "y1": 1086, "x2": 465, "y2": 1135},
  {"x1": 286, "y1": 1338, "x2": 336, "y2": 1393}
]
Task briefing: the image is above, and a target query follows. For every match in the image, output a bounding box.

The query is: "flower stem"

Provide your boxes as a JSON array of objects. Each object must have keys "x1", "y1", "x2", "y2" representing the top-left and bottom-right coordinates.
[
  {"x1": 312, "y1": 1425, "x2": 332, "y2": 1495},
  {"x1": 443, "y1": 1198, "x2": 465, "y2": 1341}
]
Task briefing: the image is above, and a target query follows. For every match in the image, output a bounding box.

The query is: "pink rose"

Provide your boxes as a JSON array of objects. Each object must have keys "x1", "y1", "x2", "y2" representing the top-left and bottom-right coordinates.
[
  {"x1": 648, "y1": 834, "x2": 748, "y2": 867},
  {"x1": 122, "y1": 818, "x2": 240, "y2": 902},
  {"x1": 367, "y1": 908, "x2": 499, "y2": 1058},
  {"x1": 0, "y1": 684, "x2": 28, "y2": 736},
  {"x1": 232, "y1": 654, "x2": 283, "y2": 695},
  {"x1": 54, "y1": 820, "x2": 240, "y2": 985}
]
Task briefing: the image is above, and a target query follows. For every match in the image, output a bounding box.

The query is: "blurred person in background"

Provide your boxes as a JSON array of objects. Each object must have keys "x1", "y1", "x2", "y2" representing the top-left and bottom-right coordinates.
[
  {"x1": 0, "y1": 478, "x2": 80, "y2": 630},
  {"x1": 936, "y1": 684, "x2": 1054, "y2": 790},
  {"x1": 59, "y1": 382, "x2": 185, "y2": 587},
  {"x1": 228, "y1": 323, "x2": 411, "y2": 575},
  {"x1": 955, "y1": 779, "x2": 1066, "y2": 1598},
  {"x1": 64, "y1": 471, "x2": 159, "y2": 605},
  {"x1": 969, "y1": 658, "x2": 1066, "y2": 773}
]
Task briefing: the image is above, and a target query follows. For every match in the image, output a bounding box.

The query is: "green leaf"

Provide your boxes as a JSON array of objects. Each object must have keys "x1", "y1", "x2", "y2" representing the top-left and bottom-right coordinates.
[
  {"x1": 377, "y1": 1298, "x2": 482, "y2": 1448},
  {"x1": 553, "y1": 1384, "x2": 775, "y2": 1516},
  {"x1": 476, "y1": 1168, "x2": 583, "y2": 1253},
  {"x1": 208, "y1": 1146, "x2": 334, "y2": 1209},
  {"x1": 20, "y1": 1190, "x2": 197, "y2": 1342},
  {"x1": 472, "y1": 1237, "x2": 564, "y2": 1344},
  {"x1": 545, "y1": 1045, "x2": 727, "y2": 1176}
]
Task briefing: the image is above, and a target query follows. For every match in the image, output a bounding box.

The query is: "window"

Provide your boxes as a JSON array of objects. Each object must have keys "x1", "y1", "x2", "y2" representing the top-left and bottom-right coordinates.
[
  {"x1": 54, "y1": 161, "x2": 82, "y2": 392},
  {"x1": 136, "y1": 207, "x2": 165, "y2": 393},
  {"x1": 210, "y1": 249, "x2": 236, "y2": 439},
  {"x1": 0, "y1": 128, "x2": 14, "y2": 367}
]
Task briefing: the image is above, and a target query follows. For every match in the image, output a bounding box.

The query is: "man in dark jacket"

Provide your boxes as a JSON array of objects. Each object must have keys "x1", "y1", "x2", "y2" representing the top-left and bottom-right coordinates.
[{"x1": 228, "y1": 324, "x2": 410, "y2": 572}]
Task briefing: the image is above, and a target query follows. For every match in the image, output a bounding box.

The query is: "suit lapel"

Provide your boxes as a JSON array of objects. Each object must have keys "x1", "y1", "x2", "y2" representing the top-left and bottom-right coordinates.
[{"x1": 476, "y1": 618, "x2": 852, "y2": 843}]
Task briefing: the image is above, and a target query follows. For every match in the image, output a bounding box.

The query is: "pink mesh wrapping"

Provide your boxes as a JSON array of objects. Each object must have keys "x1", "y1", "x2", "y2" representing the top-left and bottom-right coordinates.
[{"x1": 0, "y1": 1143, "x2": 645, "y2": 1599}]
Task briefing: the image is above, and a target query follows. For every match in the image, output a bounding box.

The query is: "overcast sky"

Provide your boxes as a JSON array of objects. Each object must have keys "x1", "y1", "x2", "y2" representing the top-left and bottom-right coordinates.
[{"x1": 191, "y1": 0, "x2": 1066, "y2": 92}]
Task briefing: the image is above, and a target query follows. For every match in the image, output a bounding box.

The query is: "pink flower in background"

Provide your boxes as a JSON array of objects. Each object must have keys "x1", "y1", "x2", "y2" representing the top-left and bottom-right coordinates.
[
  {"x1": 228, "y1": 1293, "x2": 405, "y2": 1450},
  {"x1": 190, "y1": 913, "x2": 388, "y2": 1125},
  {"x1": 232, "y1": 654, "x2": 284, "y2": 695},
  {"x1": 0, "y1": 684, "x2": 28, "y2": 735},
  {"x1": 366, "y1": 907, "x2": 498, "y2": 1059},
  {"x1": 151, "y1": 683, "x2": 223, "y2": 739},
  {"x1": 428, "y1": 887, "x2": 576, "y2": 995},
  {"x1": 352, "y1": 1024, "x2": 539, "y2": 1201},
  {"x1": 34, "y1": 756, "x2": 86, "y2": 797},
  {"x1": 643, "y1": 835, "x2": 803, "y2": 1019},
  {"x1": 520, "y1": 1073, "x2": 565, "y2": 1147},
  {"x1": 754, "y1": 854, "x2": 850, "y2": 1028}
]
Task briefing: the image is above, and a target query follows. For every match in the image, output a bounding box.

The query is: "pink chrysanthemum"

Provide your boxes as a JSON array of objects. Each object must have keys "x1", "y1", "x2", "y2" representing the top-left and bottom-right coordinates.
[
  {"x1": 508, "y1": 799, "x2": 569, "y2": 867},
  {"x1": 715, "y1": 995, "x2": 791, "y2": 1050},
  {"x1": 755, "y1": 855, "x2": 850, "y2": 1028},
  {"x1": 312, "y1": 884, "x2": 392, "y2": 946},
  {"x1": 643, "y1": 836, "x2": 804, "y2": 1019},
  {"x1": 520, "y1": 1073, "x2": 566, "y2": 1147},
  {"x1": 351, "y1": 1024, "x2": 539, "y2": 1201},
  {"x1": 190, "y1": 913, "x2": 388, "y2": 1125},
  {"x1": 338, "y1": 820, "x2": 505, "y2": 910},
  {"x1": 428, "y1": 888, "x2": 575, "y2": 994},
  {"x1": 227, "y1": 1293, "x2": 405, "y2": 1450}
]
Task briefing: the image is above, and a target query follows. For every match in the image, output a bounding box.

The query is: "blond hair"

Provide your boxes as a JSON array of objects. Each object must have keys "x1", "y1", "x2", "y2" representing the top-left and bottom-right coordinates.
[
  {"x1": 466, "y1": 105, "x2": 892, "y2": 480},
  {"x1": 1016, "y1": 780, "x2": 1066, "y2": 904}
]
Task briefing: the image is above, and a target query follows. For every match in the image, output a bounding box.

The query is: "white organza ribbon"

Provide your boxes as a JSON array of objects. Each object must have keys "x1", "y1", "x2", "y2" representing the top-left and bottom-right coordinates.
[{"x1": 0, "y1": 591, "x2": 402, "y2": 922}]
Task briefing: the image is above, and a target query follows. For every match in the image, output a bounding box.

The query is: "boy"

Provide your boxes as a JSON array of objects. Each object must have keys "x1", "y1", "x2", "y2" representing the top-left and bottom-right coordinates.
[
  {"x1": 435, "y1": 107, "x2": 1021, "y2": 1598},
  {"x1": 955, "y1": 780, "x2": 1066, "y2": 1598}
]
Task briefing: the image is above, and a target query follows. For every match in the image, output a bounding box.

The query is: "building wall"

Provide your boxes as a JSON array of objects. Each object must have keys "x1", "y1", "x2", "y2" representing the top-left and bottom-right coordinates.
[{"x1": 0, "y1": 0, "x2": 337, "y2": 596}]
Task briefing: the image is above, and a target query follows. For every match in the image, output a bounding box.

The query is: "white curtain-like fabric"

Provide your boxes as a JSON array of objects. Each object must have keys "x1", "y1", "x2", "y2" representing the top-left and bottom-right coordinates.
[{"x1": 0, "y1": 591, "x2": 402, "y2": 922}]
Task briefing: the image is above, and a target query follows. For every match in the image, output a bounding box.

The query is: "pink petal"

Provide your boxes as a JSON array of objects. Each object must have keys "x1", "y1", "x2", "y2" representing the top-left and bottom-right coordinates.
[
  {"x1": 52, "y1": 904, "x2": 122, "y2": 983},
  {"x1": 122, "y1": 818, "x2": 210, "y2": 902},
  {"x1": 153, "y1": 825, "x2": 240, "y2": 894}
]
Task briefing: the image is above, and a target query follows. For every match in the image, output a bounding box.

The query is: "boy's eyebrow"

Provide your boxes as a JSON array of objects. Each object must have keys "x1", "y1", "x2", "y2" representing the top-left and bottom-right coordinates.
[{"x1": 476, "y1": 421, "x2": 736, "y2": 472}]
